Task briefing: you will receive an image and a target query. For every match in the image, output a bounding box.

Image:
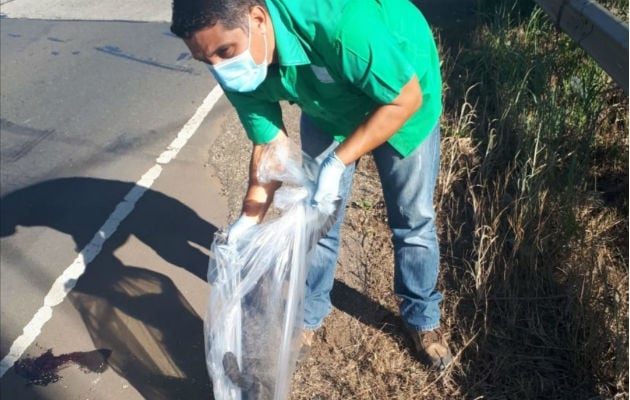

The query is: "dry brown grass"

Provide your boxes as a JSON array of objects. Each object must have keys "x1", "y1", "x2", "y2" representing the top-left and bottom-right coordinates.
[{"x1": 290, "y1": 124, "x2": 627, "y2": 399}]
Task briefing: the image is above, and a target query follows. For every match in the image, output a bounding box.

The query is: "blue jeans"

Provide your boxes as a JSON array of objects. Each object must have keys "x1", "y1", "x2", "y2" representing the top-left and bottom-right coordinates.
[{"x1": 300, "y1": 115, "x2": 442, "y2": 332}]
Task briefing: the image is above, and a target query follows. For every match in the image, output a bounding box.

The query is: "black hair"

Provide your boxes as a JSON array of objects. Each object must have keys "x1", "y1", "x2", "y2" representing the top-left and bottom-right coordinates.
[{"x1": 171, "y1": 0, "x2": 266, "y2": 39}]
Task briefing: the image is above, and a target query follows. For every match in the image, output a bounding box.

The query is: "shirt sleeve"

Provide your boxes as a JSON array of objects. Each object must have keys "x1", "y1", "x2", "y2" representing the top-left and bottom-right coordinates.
[
  {"x1": 224, "y1": 91, "x2": 283, "y2": 144},
  {"x1": 331, "y1": 7, "x2": 418, "y2": 105}
]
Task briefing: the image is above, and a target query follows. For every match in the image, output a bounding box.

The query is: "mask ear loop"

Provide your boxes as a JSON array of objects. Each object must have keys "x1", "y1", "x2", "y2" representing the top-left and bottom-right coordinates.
[
  {"x1": 247, "y1": 14, "x2": 267, "y2": 66},
  {"x1": 246, "y1": 15, "x2": 253, "y2": 51},
  {"x1": 260, "y1": 24, "x2": 267, "y2": 66}
]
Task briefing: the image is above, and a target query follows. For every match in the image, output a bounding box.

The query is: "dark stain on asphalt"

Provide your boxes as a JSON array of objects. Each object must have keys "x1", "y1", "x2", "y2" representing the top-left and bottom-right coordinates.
[
  {"x1": 13, "y1": 348, "x2": 112, "y2": 386},
  {"x1": 176, "y1": 52, "x2": 191, "y2": 61},
  {"x1": 0, "y1": 118, "x2": 56, "y2": 163}
]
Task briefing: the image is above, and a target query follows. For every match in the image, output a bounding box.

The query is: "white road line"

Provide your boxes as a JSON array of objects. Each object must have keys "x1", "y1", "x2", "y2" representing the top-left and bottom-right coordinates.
[{"x1": 0, "y1": 85, "x2": 224, "y2": 378}]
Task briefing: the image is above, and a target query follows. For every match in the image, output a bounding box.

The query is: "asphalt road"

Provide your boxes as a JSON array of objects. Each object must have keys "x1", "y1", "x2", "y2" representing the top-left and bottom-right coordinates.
[{"x1": 0, "y1": 1, "x2": 233, "y2": 398}]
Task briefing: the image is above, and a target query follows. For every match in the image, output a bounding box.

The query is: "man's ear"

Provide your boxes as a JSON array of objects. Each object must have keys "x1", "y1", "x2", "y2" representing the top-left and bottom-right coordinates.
[{"x1": 250, "y1": 5, "x2": 267, "y2": 34}]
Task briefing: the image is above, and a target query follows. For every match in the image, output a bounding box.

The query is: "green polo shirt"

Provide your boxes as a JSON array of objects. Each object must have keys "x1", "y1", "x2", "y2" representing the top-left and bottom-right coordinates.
[{"x1": 224, "y1": 0, "x2": 442, "y2": 157}]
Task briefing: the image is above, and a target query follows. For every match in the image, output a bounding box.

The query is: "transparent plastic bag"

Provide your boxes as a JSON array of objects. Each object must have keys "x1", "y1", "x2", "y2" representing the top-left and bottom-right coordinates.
[{"x1": 206, "y1": 137, "x2": 336, "y2": 400}]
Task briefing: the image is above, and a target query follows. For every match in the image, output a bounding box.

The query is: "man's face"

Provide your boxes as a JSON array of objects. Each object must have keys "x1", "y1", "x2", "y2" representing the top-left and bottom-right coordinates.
[{"x1": 184, "y1": 11, "x2": 269, "y2": 67}]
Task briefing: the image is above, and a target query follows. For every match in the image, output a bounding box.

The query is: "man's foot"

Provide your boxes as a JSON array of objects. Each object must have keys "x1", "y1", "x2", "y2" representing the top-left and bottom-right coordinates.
[
  {"x1": 297, "y1": 330, "x2": 315, "y2": 363},
  {"x1": 407, "y1": 327, "x2": 453, "y2": 371}
]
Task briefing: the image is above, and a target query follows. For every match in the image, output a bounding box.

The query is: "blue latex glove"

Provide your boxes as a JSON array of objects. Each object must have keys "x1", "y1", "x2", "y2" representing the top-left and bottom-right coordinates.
[
  {"x1": 227, "y1": 215, "x2": 257, "y2": 245},
  {"x1": 312, "y1": 151, "x2": 346, "y2": 214}
]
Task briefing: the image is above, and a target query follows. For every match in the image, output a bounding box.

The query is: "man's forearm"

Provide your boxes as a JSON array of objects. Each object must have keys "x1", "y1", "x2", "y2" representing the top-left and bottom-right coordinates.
[
  {"x1": 240, "y1": 131, "x2": 286, "y2": 222},
  {"x1": 335, "y1": 75, "x2": 422, "y2": 165},
  {"x1": 241, "y1": 180, "x2": 281, "y2": 223}
]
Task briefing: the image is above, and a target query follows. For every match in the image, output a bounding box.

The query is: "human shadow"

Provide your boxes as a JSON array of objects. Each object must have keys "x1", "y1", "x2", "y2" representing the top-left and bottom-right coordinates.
[
  {"x1": 0, "y1": 177, "x2": 217, "y2": 399},
  {"x1": 330, "y1": 279, "x2": 409, "y2": 346}
]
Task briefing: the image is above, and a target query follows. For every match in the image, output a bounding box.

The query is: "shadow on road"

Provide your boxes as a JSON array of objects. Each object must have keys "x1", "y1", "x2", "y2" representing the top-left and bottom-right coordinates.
[{"x1": 1, "y1": 177, "x2": 217, "y2": 399}]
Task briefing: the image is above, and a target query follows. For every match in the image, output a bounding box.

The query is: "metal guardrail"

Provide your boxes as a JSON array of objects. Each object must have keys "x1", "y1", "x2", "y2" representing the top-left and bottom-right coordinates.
[{"x1": 534, "y1": 0, "x2": 629, "y2": 94}]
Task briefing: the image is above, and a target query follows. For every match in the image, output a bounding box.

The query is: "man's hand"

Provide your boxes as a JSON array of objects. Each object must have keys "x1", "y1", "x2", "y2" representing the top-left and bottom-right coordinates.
[
  {"x1": 312, "y1": 151, "x2": 347, "y2": 213},
  {"x1": 227, "y1": 215, "x2": 258, "y2": 244}
]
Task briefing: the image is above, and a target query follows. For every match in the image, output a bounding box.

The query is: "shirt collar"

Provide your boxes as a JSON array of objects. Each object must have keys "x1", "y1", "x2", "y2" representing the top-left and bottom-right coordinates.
[{"x1": 266, "y1": 0, "x2": 310, "y2": 66}]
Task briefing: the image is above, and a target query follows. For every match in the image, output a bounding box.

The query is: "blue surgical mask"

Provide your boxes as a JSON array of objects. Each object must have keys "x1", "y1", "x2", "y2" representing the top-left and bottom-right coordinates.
[{"x1": 208, "y1": 16, "x2": 268, "y2": 93}]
